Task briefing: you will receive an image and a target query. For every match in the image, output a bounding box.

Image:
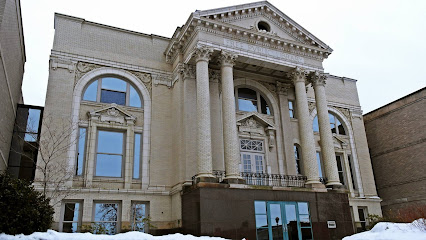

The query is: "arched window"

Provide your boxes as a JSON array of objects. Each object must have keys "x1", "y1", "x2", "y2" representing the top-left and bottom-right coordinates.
[
  {"x1": 82, "y1": 76, "x2": 142, "y2": 108},
  {"x1": 313, "y1": 112, "x2": 346, "y2": 135},
  {"x1": 235, "y1": 87, "x2": 272, "y2": 115},
  {"x1": 294, "y1": 145, "x2": 301, "y2": 174}
]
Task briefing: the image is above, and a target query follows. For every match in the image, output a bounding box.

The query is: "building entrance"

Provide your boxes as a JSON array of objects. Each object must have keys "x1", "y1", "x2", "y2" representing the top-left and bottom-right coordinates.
[{"x1": 255, "y1": 201, "x2": 313, "y2": 240}]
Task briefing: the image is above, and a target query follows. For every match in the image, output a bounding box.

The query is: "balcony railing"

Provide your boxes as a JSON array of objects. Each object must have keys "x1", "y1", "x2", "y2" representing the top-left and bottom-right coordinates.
[
  {"x1": 241, "y1": 172, "x2": 307, "y2": 187},
  {"x1": 192, "y1": 170, "x2": 308, "y2": 187}
]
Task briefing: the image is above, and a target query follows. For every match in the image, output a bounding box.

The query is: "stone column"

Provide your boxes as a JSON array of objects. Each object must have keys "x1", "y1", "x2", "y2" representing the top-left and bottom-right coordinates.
[
  {"x1": 194, "y1": 46, "x2": 215, "y2": 181},
  {"x1": 308, "y1": 71, "x2": 341, "y2": 186},
  {"x1": 218, "y1": 51, "x2": 244, "y2": 184},
  {"x1": 289, "y1": 67, "x2": 321, "y2": 186}
]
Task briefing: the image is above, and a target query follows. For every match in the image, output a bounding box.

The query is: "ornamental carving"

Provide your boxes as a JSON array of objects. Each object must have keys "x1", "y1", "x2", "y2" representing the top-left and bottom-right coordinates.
[
  {"x1": 128, "y1": 70, "x2": 152, "y2": 95},
  {"x1": 182, "y1": 64, "x2": 196, "y2": 79},
  {"x1": 51, "y1": 58, "x2": 75, "y2": 73},
  {"x1": 218, "y1": 51, "x2": 238, "y2": 67},
  {"x1": 239, "y1": 117, "x2": 264, "y2": 136},
  {"x1": 260, "y1": 81, "x2": 277, "y2": 95},
  {"x1": 88, "y1": 104, "x2": 136, "y2": 126},
  {"x1": 209, "y1": 69, "x2": 221, "y2": 83},
  {"x1": 194, "y1": 46, "x2": 213, "y2": 62},
  {"x1": 335, "y1": 107, "x2": 352, "y2": 124},
  {"x1": 288, "y1": 67, "x2": 307, "y2": 83},
  {"x1": 75, "y1": 62, "x2": 103, "y2": 86},
  {"x1": 276, "y1": 81, "x2": 291, "y2": 95},
  {"x1": 307, "y1": 71, "x2": 327, "y2": 86}
]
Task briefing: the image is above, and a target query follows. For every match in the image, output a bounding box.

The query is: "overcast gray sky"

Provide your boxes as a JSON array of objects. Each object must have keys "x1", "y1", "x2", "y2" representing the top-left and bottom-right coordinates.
[{"x1": 20, "y1": 0, "x2": 426, "y2": 113}]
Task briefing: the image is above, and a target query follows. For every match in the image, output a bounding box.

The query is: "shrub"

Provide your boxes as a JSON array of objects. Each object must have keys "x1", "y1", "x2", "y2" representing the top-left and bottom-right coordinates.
[{"x1": 0, "y1": 172, "x2": 54, "y2": 234}]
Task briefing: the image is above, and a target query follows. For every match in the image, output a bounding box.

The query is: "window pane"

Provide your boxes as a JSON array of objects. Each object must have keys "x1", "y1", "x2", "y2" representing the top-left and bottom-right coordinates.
[
  {"x1": 100, "y1": 90, "x2": 126, "y2": 105},
  {"x1": 316, "y1": 152, "x2": 323, "y2": 178},
  {"x1": 94, "y1": 222, "x2": 117, "y2": 235},
  {"x1": 83, "y1": 80, "x2": 98, "y2": 101},
  {"x1": 76, "y1": 128, "x2": 86, "y2": 176},
  {"x1": 24, "y1": 133, "x2": 38, "y2": 142},
  {"x1": 133, "y1": 204, "x2": 146, "y2": 221},
  {"x1": 96, "y1": 154, "x2": 122, "y2": 177},
  {"x1": 238, "y1": 98, "x2": 258, "y2": 112},
  {"x1": 97, "y1": 131, "x2": 123, "y2": 154},
  {"x1": 63, "y1": 222, "x2": 79, "y2": 233},
  {"x1": 254, "y1": 201, "x2": 266, "y2": 214},
  {"x1": 337, "y1": 119, "x2": 346, "y2": 135},
  {"x1": 313, "y1": 116, "x2": 319, "y2": 132},
  {"x1": 101, "y1": 78, "x2": 126, "y2": 92},
  {"x1": 27, "y1": 109, "x2": 41, "y2": 133},
  {"x1": 260, "y1": 95, "x2": 271, "y2": 115},
  {"x1": 300, "y1": 215, "x2": 311, "y2": 227},
  {"x1": 94, "y1": 203, "x2": 118, "y2": 221},
  {"x1": 133, "y1": 134, "x2": 141, "y2": 179},
  {"x1": 348, "y1": 155, "x2": 357, "y2": 190},
  {"x1": 238, "y1": 88, "x2": 257, "y2": 100},
  {"x1": 256, "y1": 215, "x2": 268, "y2": 228},
  {"x1": 64, "y1": 203, "x2": 80, "y2": 221},
  {"x1": 298, "y1": 202, "x2": 309, "y2": 214},
  {"x1": 329, "y1": 113, "x2": 335, "y2": 123},
  {"x1": 129, "y1": 86, "x2": 142, "y2": 107}
]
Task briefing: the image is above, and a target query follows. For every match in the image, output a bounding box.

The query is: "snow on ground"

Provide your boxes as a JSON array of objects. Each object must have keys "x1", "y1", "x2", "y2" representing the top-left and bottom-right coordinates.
[
  {"x1": 0, "y1": 231, "x2": 229, "y2": 240},
  {"x1": 343, "y1": 219, "x2": 426, "y2": 240}
]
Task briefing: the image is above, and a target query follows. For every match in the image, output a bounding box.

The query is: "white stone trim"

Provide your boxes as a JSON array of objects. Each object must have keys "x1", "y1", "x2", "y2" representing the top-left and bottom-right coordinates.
[
  {"x1": 68, "y1": 67, "x2": 151, "y2": 190},
  {"x1": 310, "y1": 106, "x2": 365, "y2": 197}
]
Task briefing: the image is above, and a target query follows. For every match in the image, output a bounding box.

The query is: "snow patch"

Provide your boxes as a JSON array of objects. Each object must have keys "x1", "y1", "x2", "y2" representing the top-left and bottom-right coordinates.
[
  {"x1": 343, "y1": 219, "x2": 426, "y2": 240},
  {"x1": 0, "y1": 231, "x2": 229, "y2": 240}
]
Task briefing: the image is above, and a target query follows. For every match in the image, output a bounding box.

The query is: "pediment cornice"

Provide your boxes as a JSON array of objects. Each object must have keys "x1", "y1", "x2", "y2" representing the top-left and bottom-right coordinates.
[
  {"x1": 88, "y1": 103, "x2": 136, "y2": 125},
  {"x1": 236, "y1": 111, "x2": 275, "y2": 129},
  {"x1": 165, "y1": 1, "x2": 332, "y2": 64}
]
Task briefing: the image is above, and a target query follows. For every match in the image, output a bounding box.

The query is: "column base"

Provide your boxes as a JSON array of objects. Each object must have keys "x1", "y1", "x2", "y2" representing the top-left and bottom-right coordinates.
[
  {"x1": 326, "y1": 180, "x2": 342, "y2": 187},
  {"x1": 305, "y1": 182, "x2": 326, "y2": 189},
  {"x1": 195, "y1": 173, "x2": 216, "y2": 183},
  {"x1": 223, "y1": 176, "x2": 245, "y2": 184}
]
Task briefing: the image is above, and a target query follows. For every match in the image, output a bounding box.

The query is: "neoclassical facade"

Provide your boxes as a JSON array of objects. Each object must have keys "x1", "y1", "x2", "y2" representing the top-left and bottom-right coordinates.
[{"x1": 36, "y1": 1, "x2": 381, "y2": 239}]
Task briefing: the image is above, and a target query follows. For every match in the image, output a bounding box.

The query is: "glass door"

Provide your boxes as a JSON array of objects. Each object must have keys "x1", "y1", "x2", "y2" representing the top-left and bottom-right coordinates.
[{"x1": 263, "y1": 202, "x2": 314, "y2": 240}]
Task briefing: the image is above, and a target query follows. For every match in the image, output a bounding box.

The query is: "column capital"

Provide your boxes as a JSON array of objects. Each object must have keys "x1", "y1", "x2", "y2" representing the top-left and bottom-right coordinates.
[
  {"x1": 218, "y1": 51, "x2": 238, "y2": 67},
  {"x1": 194, "y1": 46, "x2": 213, "y2": 62},
  {"x1": 288, "y1": 67, "x2": 308, "y2": 84},
  {"x1": 182, "y1": 64, "x2": 196, "y2": 80},
  {"x1": 307, "y1": 71, "x2": 327, "y2": 87}
]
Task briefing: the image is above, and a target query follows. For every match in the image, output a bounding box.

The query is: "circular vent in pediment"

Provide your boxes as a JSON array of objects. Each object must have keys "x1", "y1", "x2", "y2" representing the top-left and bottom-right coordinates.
[{"x1": 257, "y1": 21, "x2": 271, "y2": 32}]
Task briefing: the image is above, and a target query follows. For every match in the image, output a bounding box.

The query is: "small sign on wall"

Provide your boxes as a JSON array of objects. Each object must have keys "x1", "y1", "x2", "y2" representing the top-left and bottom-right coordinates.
[{"x1": 327, "y1": 221, "x2": 337, "y2": 228}]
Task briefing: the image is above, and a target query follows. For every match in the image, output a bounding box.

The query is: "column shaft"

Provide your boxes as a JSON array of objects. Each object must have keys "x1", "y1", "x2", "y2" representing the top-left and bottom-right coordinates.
[
  {"x1": 195, "y1": 47, "x2": 214, "y2": 180},
  {"x1": 310, "y1": 72, "x2": 341, "y2": 186},
  {"x1": 219, "y1": 52, "x2": 243, "y2": 183},
  {"x1": 290, "y1": 68, "x2": 320, "y2": 185}
]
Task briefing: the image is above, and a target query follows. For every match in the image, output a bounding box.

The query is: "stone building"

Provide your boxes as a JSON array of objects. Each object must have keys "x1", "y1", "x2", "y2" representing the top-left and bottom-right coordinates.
[
  {"x1": 0, "y1": 0, "x2": 26, "y2": 171},
  {"x1": 36, "y1": 1, "x2": 382, "y2": 239},
  {"x1": 364, "y1": 87, "x2": 426, "y2": 217}
]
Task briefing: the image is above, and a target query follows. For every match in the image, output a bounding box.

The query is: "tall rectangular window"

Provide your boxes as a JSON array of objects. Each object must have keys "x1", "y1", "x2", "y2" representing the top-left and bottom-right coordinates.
[
  {"x1": 96, "y1": 131, "x2": 124, "y2": 177},
  {"x1": 131, "y1": 202, "x2": 148, "y2": 232},
  {"x1": 316, "y1": 152, "x2": 323, "y2": 178},
  {"x1": 357, "y1": 207, "x2": 368, "y2": 232},
  {"x1": 288, "y1": 100, "x2": 295, "y2": 118},
  {"x1": 294, "y1": 145, "x2": 301, "y2": 174},
  {"x1": 336, "y1": 155, "x2": 346, "y2": 186},
  {"x1": 348, "y1": 155, "x2": 357, "y2": 190},
  {"x1": 61, "y1": 202, "x2": 82, "y2": 233},
  {"x1": 133, "y1": 133, "x2": 142, "y2": 179},
  {"x1": 93, "y1": 202, "x2": 120, "y2": 234},
  {"x1": 76, "y1": 128, "x2": 86, "y2": 176}
]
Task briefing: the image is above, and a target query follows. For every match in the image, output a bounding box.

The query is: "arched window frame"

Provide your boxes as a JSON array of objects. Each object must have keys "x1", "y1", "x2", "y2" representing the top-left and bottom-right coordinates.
[
  {"x1": 82, "y1": 75, "x2": 143, "y2": 108},
  {"x1": 234, "y1": 86, "x2": 273, "y2": 116},
  {"x1": 313, "y1": 112, "x2": 347, "y2": 135}
]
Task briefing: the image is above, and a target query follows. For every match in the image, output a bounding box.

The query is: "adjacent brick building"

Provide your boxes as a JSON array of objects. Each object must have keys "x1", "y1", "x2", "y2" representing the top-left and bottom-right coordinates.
[{"x1": 364, "y1": 87, "x2": 426, "y2": 217}]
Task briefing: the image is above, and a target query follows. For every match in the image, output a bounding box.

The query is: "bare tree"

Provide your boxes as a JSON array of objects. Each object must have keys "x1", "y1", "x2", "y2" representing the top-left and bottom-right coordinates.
[{"x1": 0, "y1": 108, "x2": 81, "y2": 206}]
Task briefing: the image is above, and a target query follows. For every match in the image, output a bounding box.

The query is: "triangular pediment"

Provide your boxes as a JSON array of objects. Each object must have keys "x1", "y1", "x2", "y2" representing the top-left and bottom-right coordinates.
[
  {"x1": 333, "y1": 135, "x2": 348, "y2": 149},
  {"x1": 88, "y1": 103, "x2": 136, "y2": 125},
  {"x1": 236, "y1": 112, "x2": 275, "y2": 129},
  {"x1": 194, "y1": 1, "x2": 331, "y2": 50}
]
